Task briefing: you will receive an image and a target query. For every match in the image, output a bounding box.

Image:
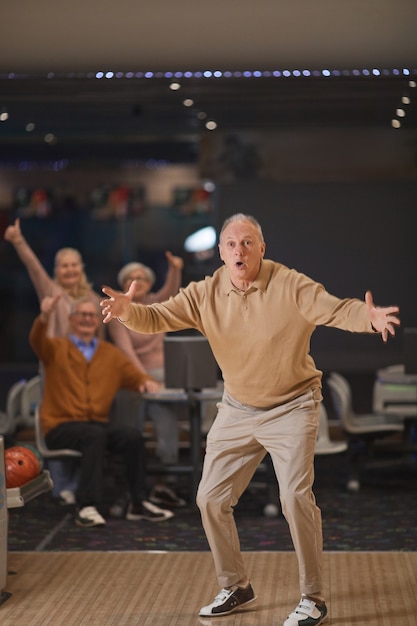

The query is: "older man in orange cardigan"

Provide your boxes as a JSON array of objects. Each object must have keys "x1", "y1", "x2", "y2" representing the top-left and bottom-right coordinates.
[{"x1": 29, "y1": 294, "x2": 173, "y2": 527}]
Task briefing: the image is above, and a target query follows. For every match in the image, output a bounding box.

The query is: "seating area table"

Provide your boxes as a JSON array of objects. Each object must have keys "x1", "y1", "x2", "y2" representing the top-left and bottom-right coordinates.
[
  {"x1": 141, "y1": 385, "x2": 223, "y2": 502},
  {"x1": 373, "y1": 364, "x2": 417, "y2": 417},
  {"x1": 373, "y1": 365, "x2": 417, "y2": 457}
]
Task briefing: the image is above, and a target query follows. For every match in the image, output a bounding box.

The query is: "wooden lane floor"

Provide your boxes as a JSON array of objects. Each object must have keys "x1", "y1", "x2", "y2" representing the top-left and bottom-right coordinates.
[{"x1": 1, "y1": 551, "x2": 416, "y2": 625}]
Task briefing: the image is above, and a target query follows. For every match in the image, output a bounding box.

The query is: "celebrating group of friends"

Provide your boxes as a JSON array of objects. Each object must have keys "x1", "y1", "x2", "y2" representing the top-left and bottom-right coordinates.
[
  {"x1": 5, "y1": 217, "x2": 185, "y2": 525},
  {"x1": 5, "y1": 213, "x2": 400, "y2": 626}
]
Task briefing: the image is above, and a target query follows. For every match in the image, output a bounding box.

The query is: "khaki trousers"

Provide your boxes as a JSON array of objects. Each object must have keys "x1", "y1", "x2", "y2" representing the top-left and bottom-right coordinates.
[{"x1": 196, "y1": 388, "x2": 323, "y2": 595}]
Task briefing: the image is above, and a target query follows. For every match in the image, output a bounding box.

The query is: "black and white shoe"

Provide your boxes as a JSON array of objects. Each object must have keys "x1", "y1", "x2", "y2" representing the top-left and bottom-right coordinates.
[
  {"x1": 75, "y1": 506, "x2": 106, "y2": 528},
  {"x1": 149, "y1": 484, "x2": 186, "y2": 508},
  {"x1": 283, "y1": 598, "x2": 328, "y2": 625},
  {"x1": 199, "y1": 583, "x2": 256, "y2": 617},
  {"x1": 126, "y1": 500, "x2": 174, "y2": 522}
]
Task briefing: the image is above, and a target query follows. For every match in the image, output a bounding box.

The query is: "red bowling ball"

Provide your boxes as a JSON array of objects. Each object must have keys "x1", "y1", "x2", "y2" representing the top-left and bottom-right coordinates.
[{"x1": 5, "y1": 446, "x2": 41, "y2": 488}]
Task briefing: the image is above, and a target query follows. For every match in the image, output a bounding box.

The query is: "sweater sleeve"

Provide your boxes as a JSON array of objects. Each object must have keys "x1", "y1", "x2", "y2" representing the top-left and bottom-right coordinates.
[
  {"x1": 121, "y1": 283, "x2": 204, "y2": 335},
  {"x1": 107, "y1": 318, "x2": 148, "y2": 373},
  {"x1": 29, "y1": 315, "x2": 57, "y2": 364},
  {"x1": 148, "y1": 265, "x2": 182, "y2": 303},
  {"x1": 113, "y1": 346, "x2": 153, "y2": 390},
  {"x1": 294, "y1": 271, "x2": 372, "y2": 333},
  {"x1": 11, "y1": 236, "x2": 55, "y2": 301}
]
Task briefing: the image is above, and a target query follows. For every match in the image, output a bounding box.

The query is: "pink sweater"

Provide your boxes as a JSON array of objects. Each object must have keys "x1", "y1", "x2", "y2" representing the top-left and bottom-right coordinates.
[{"x1": 108, "y1": 265, "x2": 181, "y2": 373}]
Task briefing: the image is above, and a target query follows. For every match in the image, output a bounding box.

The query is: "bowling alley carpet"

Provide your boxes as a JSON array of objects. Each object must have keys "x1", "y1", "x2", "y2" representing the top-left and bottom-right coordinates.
[{"x1": 7, "y1": 453, "x2": 417, "y2": 552}]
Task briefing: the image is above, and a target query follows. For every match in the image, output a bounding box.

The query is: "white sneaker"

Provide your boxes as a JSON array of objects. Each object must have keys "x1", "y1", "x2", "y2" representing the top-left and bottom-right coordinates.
[
  {"x1": 59, "y1": 489, "x2": 76, "y2": 505},
  {"x1": 283, "y1": 598, "x2": 328, "y2": 625},
  {"x1": 75, "y1": 506, "x2": 106, "y2": 527}
]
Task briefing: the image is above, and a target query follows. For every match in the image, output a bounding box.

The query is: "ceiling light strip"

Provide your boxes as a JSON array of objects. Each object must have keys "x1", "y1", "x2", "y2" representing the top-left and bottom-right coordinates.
[{"x1": 1, "y1": 68, "x2": 417, "y2": 81}]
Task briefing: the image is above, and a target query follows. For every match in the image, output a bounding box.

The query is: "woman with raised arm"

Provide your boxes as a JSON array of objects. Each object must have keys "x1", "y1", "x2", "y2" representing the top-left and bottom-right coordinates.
[{"x1": 5, "y1": 218, "x2": 104, "y2": 339}]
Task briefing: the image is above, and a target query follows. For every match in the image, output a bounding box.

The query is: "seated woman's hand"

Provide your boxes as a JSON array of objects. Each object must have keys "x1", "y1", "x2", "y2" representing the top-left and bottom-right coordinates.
[{"x1": 141, "y1": 379, "x2": 162, "y2": 394}]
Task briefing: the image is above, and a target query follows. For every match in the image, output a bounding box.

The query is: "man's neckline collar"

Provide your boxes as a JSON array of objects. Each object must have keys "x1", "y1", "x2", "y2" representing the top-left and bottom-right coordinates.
[
  {"x1": 69, "y1": 333, "x2": 98, "y2": 347},
  {"x1": 221, "y1": 259, "x2": 269, "y2": 295}
]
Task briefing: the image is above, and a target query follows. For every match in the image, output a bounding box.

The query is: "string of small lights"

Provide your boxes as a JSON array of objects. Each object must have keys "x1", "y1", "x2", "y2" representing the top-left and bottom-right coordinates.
[
  {"x1": 1, "y1": 67, "x2": 416, "y2": 80},
  {"x1": 1, "y1": 67, "x2": 416, "y2": 142},
  {"x1": 391, "y1": 79, "x2": 416, "y2": 129}
]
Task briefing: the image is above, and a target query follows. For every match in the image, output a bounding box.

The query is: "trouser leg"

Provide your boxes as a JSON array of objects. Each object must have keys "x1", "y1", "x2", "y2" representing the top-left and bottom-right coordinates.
[
  {"x1": 147, "y1": 401, "x2": 179, "y2": 465},
  {"x1": 45, "y1": 422, "x2": 107, "y2": 507},
  {"x1": 196, "y1": 397, "x2": 265, "y2": 588},
  {"x1": 145, "y1": 368, "x2": 179, "y2": 465},
  {"x1": 47, "y1": 459, "x2": 79, "y2": 497},
  {"x1": 258, "y1": 389, "x2": 323, "y2": 596},
  {"x1": 197, "y1": 388, "x2": 323, "y2": 596},
  {"x1": 106, "y1": 425, "x2": 147, "y2": 503}
]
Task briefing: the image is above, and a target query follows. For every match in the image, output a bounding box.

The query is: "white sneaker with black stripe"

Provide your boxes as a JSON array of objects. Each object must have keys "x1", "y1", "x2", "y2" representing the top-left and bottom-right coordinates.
[{"x1": 283, "y1": 598, "x2": 328, "y2": 625}]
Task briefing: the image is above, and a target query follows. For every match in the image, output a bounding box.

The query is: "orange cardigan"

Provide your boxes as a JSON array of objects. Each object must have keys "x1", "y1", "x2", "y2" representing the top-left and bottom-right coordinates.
[{"x1": 29, "y1": 315, "x2": 151, "y2": 435}]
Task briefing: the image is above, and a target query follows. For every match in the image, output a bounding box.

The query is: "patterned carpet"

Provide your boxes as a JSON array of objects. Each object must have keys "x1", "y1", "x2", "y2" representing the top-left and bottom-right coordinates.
[{"x1": 7, "y1": 453, "x2": 417, "y2": 553}]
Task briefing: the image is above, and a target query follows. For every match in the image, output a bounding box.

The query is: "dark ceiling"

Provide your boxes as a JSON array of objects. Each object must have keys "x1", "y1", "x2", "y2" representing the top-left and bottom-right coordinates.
[{"x1": 1, "y1": 1, "x2": 417, "y2": 163}]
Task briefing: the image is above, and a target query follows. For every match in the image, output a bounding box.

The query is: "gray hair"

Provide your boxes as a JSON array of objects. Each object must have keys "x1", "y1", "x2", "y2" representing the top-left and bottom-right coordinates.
[
  {"x1": 69, "y1": 297, "x2": 100, "y2": 316},
  {"x1": 219, "y1": 213, "x2": 264, "y2": 243},
  {"x1": 117, "y1": 262, "x2": 156, "y2": 288}
]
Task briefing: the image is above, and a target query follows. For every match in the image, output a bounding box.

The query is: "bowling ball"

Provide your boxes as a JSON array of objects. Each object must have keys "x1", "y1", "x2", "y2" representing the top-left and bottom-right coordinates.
[
  {"x1": 5, "y1": 446, "x2": 41, "y2": 488},
  {"x1": 20, "y1": 443, "x2": 44, "y2": 470}
]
